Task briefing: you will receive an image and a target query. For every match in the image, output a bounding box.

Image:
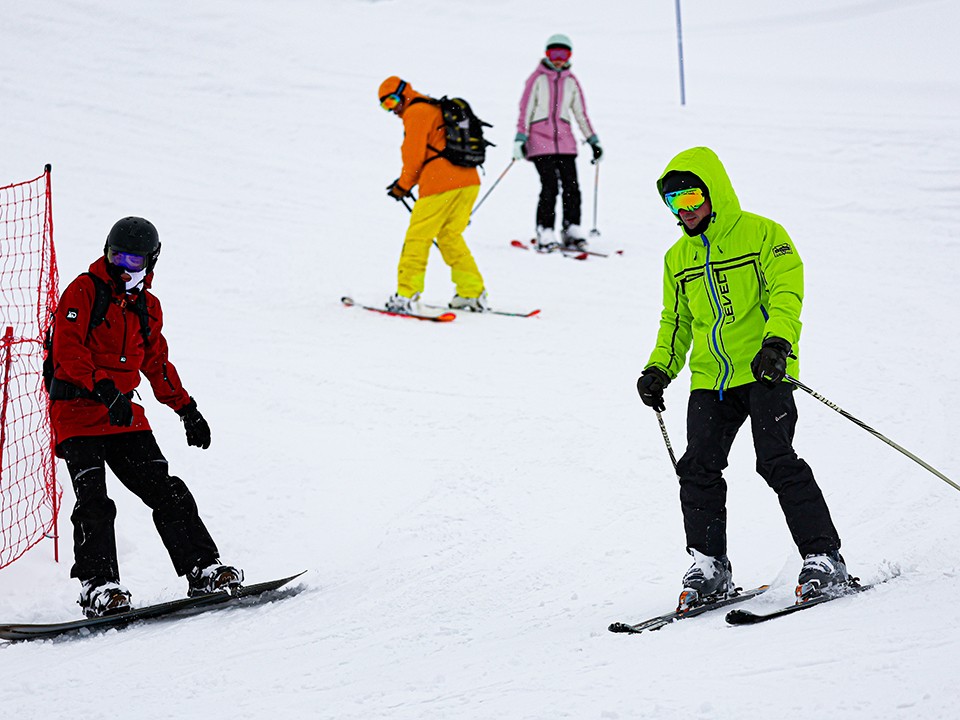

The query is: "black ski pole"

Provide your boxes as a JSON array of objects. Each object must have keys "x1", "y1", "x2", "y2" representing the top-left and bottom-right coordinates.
[
  {"x1": 471, "y1": 159, "x2": 515, "y2": 218},
  {"x1": 786, "y1": 374, "x2": 960, "y2": 493},
  {"x1": 655, "y1": 410, "x2": 679, "y2": 476},
  {"x1": 589, "y1": 162, "x2": 601, "y2": 237}
]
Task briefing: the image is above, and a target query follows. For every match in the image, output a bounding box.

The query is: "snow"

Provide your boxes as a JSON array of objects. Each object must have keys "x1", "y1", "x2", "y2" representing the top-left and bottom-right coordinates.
[{"x1": 2, "y1": 0, "x2": 960, "y2": 717}]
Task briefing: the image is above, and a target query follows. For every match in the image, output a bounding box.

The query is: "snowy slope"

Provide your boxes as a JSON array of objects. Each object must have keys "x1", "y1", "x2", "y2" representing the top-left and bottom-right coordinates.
[{"x1": 2, "y1": 0, "x2": 960, "y2": 718}]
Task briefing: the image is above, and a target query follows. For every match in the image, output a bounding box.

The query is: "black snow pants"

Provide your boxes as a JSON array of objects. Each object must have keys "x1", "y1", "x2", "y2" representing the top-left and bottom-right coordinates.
[
  {"x1": 677, "y1": 382, "x2": 842, "y2": 558},
  {"x1": 58, "y1": 431, "x2": 219, "y2": 582},
  {"x1": 532, "y1": 154, "x2": 581, "y2": 230}
]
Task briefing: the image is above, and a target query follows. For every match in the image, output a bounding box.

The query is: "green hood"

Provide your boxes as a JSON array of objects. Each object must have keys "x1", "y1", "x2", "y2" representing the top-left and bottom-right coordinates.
[{"x1": 657, "y1": 147, "x2": 742, "y2": 241}]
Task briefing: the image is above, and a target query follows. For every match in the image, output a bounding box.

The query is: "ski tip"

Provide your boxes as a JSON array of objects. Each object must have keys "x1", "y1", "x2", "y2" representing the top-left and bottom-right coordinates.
[
  {"x1": 526, "y1": 309, "x2": 542, "y2": 317},
  {"x1": 436, "y1": 312, "x2": 457, "y2": 322},
  {"x1": 510, "y1": 239, "x2": 529, "y2": 250},
  {"x1": 608, "y1": 622, "x2": 639, "y2": 634},
  {"x1": 341, "y1": 296, "x2": 355, "y2": 307}
]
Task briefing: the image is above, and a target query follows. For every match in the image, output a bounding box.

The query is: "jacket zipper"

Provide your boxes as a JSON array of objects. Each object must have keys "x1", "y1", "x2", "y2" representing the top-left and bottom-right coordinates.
[
  {"x1": 551, "y1": 73, "x2": 561, "y2": 154},
  {"x1": 701, "y1": 233, "x2": 732, "y2": 398}
]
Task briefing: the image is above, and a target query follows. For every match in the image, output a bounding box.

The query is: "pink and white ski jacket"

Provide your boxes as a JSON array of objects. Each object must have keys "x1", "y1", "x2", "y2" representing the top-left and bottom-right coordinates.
[{"x1": 516, "y1": 60, "x2": 597, "y2": 158}]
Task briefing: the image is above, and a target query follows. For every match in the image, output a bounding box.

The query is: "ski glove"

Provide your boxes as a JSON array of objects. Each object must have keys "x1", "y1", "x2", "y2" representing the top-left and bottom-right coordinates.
[
  {"x1": 751, "y1": 336, "x2": 792, "y2": 386},
  {"x1": 386, "y1": 180, "x2": 411, "y2": 202},
  {"x1": 176, "y1": 397, "x2": 211, "y2": 450},
  {"x1": 637, "y1": 367, "x2": 670, "y2": 412},
  {"x1": 587, "y1": 135, "x2": 603, "y2": 164},
  {"x1": 512, "y1": 140, "x2": 527, "y2": 161},
  {"x1": 92, "y1": 379, "x2": 134, "y2": 427}
]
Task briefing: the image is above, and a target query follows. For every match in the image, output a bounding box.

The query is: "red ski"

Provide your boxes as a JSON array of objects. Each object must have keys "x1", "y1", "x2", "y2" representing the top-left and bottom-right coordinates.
[{"x1": 341, "y1": 296, "x2": 456, "y2": 322}]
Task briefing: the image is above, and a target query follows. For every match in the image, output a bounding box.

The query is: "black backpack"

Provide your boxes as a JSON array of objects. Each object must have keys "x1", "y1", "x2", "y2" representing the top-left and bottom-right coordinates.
[
  {"x1": 43, "y1": 272, "x2": 151, "y2": 398},
  {"x1": 411, "y1": 96, "x2": 494, "y2": 168}
]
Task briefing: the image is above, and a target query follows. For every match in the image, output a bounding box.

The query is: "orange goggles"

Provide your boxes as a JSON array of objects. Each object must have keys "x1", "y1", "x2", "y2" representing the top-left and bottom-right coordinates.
[
  {"x1": 380, "y1": 80, "x2": 407, "y2": 111},
  {"x1": 663, "y1": 187, "x2": 706, "y2": 214}
]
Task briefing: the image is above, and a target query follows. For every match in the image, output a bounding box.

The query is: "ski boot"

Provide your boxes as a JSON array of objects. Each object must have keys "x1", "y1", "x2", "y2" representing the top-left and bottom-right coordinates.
[
  {"x1": 535, "y1": 226, "x2": 560, "y2": 253},
  {"x1": 449, "y1": 290, "x2": 489, "y2": 313},
  {"x1": 796, "y1": 550, "x2": 849, "y2": 601},
  {"x1": 78, "y1": 578, "x2": 133, "y2": 618},
  {"x1": 187, "y1": 561, "x2": 244, "y2": 597},
  {"x1": 385, "y1": 293, "x2": 416, "y2": 314},
  {"x1": 677, "y1": 549, "x2": 734, "y2": 612},
  {"x1": 561, "y1": 223, "x2": 589, "y2": 251}
]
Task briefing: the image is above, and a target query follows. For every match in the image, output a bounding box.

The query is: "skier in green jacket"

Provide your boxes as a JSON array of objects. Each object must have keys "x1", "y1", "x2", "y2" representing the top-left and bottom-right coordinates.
[{"x1": 637, "y1": 146, "x2": 850, "y2": 610}]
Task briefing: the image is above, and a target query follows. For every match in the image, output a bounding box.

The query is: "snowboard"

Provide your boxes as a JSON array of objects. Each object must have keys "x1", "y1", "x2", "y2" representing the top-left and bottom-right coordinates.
[{"x1": 0, "y1": 571, "x2": 306, "y2": 642}]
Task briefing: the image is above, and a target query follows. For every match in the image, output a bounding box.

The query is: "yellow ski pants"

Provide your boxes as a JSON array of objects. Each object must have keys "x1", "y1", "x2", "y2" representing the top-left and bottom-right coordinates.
[{"x1": 396, "y1": 185, "x2": 484, "y2": 299}]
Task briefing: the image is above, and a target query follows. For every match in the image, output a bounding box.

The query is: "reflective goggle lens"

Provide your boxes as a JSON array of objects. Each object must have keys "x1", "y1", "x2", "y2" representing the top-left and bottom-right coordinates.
[
  {"x1": 546, "y1": 47, "x2": 571, "y2": 64},
  {"x1": 380, "y1": 93, "x2": 402, "y2": 111},
  {"x1": 108, "y1": 249, "x2": 147, "y2": 272},
  {"x1": 663, "y1": 187, "x2": 706, "y2": 214}
]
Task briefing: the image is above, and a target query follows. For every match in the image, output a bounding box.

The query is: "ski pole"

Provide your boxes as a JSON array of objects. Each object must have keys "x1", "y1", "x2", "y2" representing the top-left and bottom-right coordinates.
[
  {"x1": 470, "y1": 159, "x2": 515, "y2": 218},
  {"x1": 655, "y1": 410, "x2": 679, "y2": 476},
  {"x1": 786, "y1": 374, "x2": 960, "y2": 493},
  {"x1": 589, "y1": 162, "x2": 601, "y2": 237}
]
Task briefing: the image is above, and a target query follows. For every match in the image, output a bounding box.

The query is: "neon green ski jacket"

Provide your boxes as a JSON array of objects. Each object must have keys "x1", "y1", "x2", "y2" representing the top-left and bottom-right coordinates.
[{"x1": 646, "y1": 147, "x2": 802, "y2": 393}]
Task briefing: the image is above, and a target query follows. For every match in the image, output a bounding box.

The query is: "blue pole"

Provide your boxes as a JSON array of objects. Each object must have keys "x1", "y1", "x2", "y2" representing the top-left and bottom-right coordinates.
[{"x1": 675, "y1": 0, "x2": 686, "y2": 106}]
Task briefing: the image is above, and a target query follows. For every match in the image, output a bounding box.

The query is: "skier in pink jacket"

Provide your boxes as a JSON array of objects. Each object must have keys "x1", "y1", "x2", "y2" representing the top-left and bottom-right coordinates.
[{"x1": 515, "y1": 33, "x2": 602, "y2": 251}]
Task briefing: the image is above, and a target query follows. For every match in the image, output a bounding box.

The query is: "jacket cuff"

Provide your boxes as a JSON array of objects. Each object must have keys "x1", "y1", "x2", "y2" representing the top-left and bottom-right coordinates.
[{"x1": 514, "y1": 132, "x2": 528, "y2": 142}]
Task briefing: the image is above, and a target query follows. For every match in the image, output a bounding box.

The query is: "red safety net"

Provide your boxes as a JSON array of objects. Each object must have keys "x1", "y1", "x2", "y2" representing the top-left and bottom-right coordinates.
[{"x1": 0, "y1": 166, "x2": 60, "y2": 569}]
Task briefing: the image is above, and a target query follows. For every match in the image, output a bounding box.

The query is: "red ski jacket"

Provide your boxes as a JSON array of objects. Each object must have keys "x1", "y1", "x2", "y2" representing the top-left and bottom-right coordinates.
[{"x1": 49, "y1": 257, "x2": 192, "y2": 445}]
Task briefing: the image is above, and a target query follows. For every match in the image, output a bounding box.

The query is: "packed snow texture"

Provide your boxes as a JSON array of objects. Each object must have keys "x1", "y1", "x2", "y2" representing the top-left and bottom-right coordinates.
[{"x1": 2, "y1": 0, "x2": 960, "y2": 718}]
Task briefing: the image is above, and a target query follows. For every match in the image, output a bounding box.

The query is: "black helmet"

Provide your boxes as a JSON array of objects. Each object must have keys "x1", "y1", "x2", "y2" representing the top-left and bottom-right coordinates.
[{"x1": 104, "y1": 217, "x2": 161, "y2": 273}]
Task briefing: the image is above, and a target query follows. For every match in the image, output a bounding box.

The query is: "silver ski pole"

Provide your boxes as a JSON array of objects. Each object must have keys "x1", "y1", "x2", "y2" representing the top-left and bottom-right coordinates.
[
  {"x1": 786, "y1": 374, "x2": 960, "y2": 493},
  {"x1": 590, "y1": 162, "x2": 601, "y2": 237},
  {"x1": 471, "y1": 159, "x2": 516, "y2": 218},
  {"x1": 655, "y1": 410, "x2": 679, "y2": 476}
]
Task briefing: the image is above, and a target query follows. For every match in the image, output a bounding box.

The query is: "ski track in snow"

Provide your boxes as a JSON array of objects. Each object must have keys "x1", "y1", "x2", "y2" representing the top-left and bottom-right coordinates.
[{"x1": 2, "y1": 1, "x2": 960, "y2": 718}]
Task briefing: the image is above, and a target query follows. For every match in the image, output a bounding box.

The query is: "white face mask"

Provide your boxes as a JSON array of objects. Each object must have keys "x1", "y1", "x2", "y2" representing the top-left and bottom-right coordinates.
[{"x1": 125, "y1": 269, "x2": 147, "y2": 291}]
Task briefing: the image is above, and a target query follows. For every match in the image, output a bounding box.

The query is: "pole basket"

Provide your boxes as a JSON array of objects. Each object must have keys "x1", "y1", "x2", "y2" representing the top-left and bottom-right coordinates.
[{"x1": 0, "y1": 165, "x2": 60, "y2": 568}]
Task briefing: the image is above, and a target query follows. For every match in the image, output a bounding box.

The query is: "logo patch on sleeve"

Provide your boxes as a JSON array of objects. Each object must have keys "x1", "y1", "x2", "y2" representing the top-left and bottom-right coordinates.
[
  {"x1": 772, "y1": 243, "x2": 793, "y2": 257},
  {"x1": 66, "y1": 309, "x2": 79, "y2": 322}
]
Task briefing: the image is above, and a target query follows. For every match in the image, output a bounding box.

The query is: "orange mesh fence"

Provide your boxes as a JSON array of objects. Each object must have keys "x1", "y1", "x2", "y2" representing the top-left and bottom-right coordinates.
[{"x1": 0, "y1": 165, "x2": 60, "y2": 568}]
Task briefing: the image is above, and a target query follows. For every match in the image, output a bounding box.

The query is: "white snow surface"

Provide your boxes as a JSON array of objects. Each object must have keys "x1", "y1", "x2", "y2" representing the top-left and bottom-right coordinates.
[{"x1": 3, "y1": 1, "x2": 960, "y2": 718}]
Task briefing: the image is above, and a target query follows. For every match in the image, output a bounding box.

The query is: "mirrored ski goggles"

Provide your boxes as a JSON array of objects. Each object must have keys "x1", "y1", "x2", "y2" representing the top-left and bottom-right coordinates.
[
  {"x1": 380, "y1": 80, "x2": 407, "y2": 111},
  {"x1": 663, "y1": 187, "x2": 706, "y2": 214},
  {"x1": 107, "y1": 249, "x2": 148, "y2": 272},
  {"x1": 545, "y1": 47, "x2": 572, "y2": 65}
]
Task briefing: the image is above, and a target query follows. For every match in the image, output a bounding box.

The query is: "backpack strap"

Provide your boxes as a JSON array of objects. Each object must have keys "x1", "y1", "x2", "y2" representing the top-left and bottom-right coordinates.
[{"x1": 406, "y1": 97, "x2": 444, "y2": 166}]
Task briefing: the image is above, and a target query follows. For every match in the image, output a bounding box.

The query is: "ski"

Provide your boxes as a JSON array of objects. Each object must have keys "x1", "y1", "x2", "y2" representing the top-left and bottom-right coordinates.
[
  {"x1": 608, "y1": 584, "x2": 770, "y2": 634},
  {"x1": 725, "y1": 580, "x2": 873, "y2": 626},
  {"x1": 341, "y1": 296, "x2": 456, "y2": 322},
  {"x1": 511, "y1": 238, "x2": 623, "y2": 259},
  {"x1": 0, "y1": 571, "x2": 306, "y2": 642},
  {"x1": 510, "y1": 239, "x2": 587, "y2": 261},
  {"x1": 423, "y1": 303, "x2": 541, "y2": 318}
]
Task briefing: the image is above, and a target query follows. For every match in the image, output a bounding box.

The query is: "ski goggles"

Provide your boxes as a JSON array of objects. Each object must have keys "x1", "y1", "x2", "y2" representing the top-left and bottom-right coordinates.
[
  {"x1": 380, "y1": 80, "x2": 407, "y2": 111},
  {"x1": 545, "y1": 47, "x2": 572, "y2": 65},
  {"x1": 663, "y1": 187, "x2": 707, "y2": 214},
  {"x1": 107, "y1": 248, "x2": 148, "y2": 272}
]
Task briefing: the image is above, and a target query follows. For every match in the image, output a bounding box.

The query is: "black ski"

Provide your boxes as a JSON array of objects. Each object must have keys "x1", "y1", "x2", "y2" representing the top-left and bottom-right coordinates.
[
  {"x1": 726, "y1": 581, "x2": 872, "y2": 625},
  {"x1": 608, "y1": 584, "x2": 769, "y2": 634},
  {"x1": 0, "y1": 571, "x2": 306, "y2": 642}
]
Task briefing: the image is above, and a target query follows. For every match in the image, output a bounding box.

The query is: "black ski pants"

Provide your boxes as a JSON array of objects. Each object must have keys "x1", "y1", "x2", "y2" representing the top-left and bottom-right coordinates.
[
  {"x1": 677, "y1": 382, "x2": 841, "y2": 559},
  {"x1": 532, "y1": 154, "x2": 581, "y2": 230},
  {"x1": 58, "y1": 431, "x2": 219, "y2": 582}
]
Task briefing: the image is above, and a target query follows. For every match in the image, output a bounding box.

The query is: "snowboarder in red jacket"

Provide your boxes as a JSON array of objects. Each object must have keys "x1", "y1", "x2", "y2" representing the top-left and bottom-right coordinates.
[{"x1": 49, "y1": 217, "x2": 242, "y2": 617}]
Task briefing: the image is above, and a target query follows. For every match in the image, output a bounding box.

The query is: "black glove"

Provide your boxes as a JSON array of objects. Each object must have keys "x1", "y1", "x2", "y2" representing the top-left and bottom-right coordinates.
[
  {"x1": 637, "y1": 367, "x2": 670, "y2": 412},
  {"x1": 590, "y1": 143, "x2": 603, "y2": 163},
  {"x1": 176, "y1": 397, "x2": 211, "y2": 450},
  {"x1": 751, "y1": 336, "x2": 792, "y2": 385},
  {"x1": 386, "y1": 180, "x2": 410, "y2": 202},
  {"x1": 91, "y1": 379, "x2": 134, "y2": 427}
]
